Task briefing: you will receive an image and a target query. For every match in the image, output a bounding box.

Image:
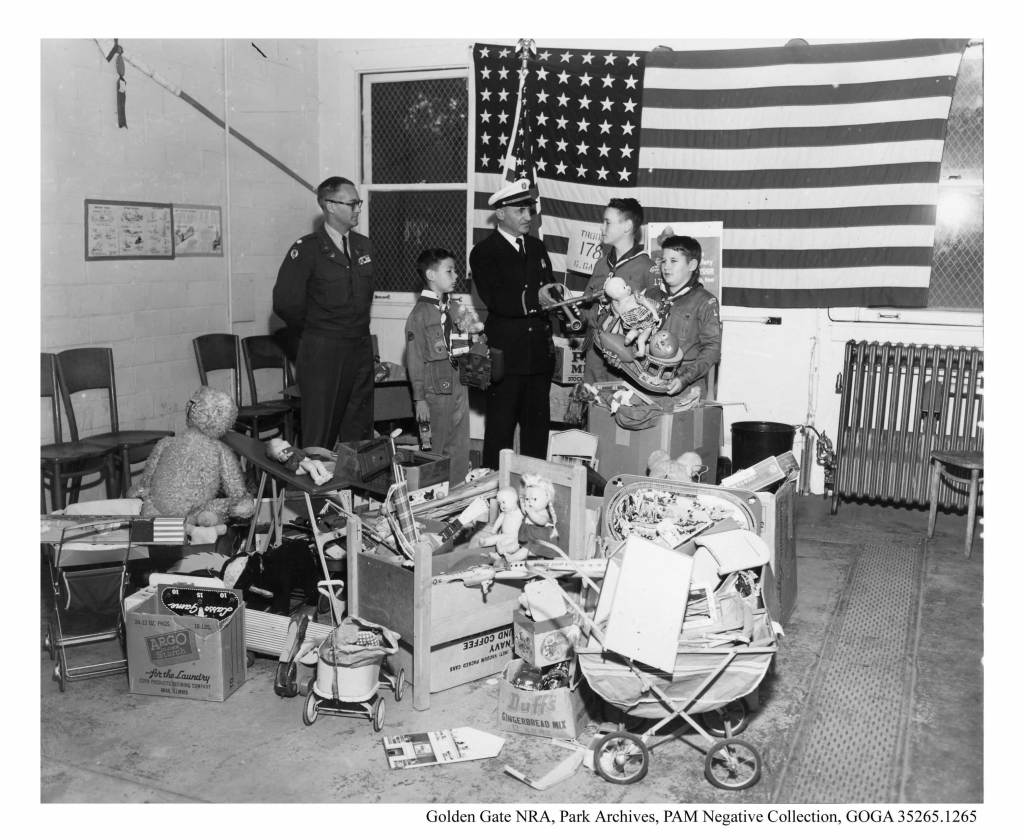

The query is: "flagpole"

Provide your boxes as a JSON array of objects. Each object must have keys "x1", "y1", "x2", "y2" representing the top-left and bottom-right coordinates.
[
  {"x1": 502, "y1": 38, "x2": 535, "y2": 182},
  {"x1": 504, "y1": 38, "x2": 543, "y2": 240}
]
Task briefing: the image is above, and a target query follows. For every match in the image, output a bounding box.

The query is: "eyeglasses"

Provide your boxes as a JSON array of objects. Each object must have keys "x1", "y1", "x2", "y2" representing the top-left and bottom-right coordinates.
[{"x1": 325, "y1": 198, "x2": 364, "y2": 209}]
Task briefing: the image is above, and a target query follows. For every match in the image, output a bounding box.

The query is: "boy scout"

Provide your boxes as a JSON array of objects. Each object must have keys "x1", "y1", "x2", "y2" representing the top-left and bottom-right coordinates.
[{"x1": 405, "y1": 248, "x2": 470, "y2": 485}]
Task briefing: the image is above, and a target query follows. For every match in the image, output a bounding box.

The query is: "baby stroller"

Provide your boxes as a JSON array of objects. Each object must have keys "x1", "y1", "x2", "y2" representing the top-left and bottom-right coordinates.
[{"x1": 555, "y1": 571, "x2": 778, "y2": 790}]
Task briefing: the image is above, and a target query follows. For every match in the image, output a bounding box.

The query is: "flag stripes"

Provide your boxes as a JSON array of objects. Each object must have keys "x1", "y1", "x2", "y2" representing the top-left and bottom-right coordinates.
[{"x1": 471, "y1": 38, "x2": 968, "y2": 308}]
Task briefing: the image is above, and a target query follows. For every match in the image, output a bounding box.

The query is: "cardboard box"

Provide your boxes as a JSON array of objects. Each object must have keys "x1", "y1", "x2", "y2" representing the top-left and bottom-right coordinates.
[
  {"x1": 497, "y1": 659, "x2": 589, "y2": 739},
  {"x1": 552, "y1": 339, "x2": 586, "y2": 385},
  {"x1": 588, "y1": 403, "x2": 723, "y2": 480},
  {"x1": 512, "y1": 608, "x2": 576, "y2": 667},
  {"x1": 756, "y1": 476, "x2": 798, "y2": 625},
  {"x1": 334, "y1": 441, "x2": 449, "y2": 493},
  {"x1": 125, "y1": 585, "x2": 247, "y2": 702},
  {"x1": 393, "y1": 624, "x2": 514, "y2": 694}
]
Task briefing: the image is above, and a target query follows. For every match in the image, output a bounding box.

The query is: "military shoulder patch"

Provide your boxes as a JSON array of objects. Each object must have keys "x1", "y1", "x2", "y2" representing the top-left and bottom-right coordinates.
[{"x1": 290, "y1": 248, "x2": 299, "y2": 260}]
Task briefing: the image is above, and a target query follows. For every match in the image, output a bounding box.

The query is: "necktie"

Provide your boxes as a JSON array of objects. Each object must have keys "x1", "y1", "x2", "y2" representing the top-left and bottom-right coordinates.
[
  {"x1": 438, "y1": 295, "x2": 455, "y2": 365},
  {"x1": 516, "y1": 237, "x2": 525, "y2": 259},
  {"x1": 342, "y1": 235, "x2": 350, "y2": 262}
]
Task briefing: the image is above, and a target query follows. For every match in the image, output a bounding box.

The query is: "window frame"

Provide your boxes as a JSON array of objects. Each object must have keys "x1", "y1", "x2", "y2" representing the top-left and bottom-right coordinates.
[{"x1": 360, "y1": 67, "x2": 473, "y2": 300}]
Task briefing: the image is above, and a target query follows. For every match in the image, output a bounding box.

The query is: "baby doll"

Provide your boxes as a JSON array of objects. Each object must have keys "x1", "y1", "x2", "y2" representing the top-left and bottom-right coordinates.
[
  {"x1": 473, "y1": 486, "x2": 525, "y2": 561},
  {"x1": 603, "y1": 275, "x2": 660, "y2": 357},
  {"x1": 513, "y1": 473, "x2": 562, "y2": 561},
  {"x1": 266, "y1": 438, "x2": 332, "y2": 486}
]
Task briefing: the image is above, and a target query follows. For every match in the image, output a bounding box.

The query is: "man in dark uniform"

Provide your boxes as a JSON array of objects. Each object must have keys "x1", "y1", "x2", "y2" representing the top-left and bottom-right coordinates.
[
  {"x1": 272, "y1": 176, "x2": 375, "y2": 449},
  {"x1": 470, "y1": 179, "x2": 556, "y2": 469}
]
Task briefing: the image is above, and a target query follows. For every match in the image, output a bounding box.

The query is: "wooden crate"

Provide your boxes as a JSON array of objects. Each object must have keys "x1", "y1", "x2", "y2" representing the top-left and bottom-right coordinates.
[{"x1": 346, "y1": 520, "x2": 522, "y2": 710}]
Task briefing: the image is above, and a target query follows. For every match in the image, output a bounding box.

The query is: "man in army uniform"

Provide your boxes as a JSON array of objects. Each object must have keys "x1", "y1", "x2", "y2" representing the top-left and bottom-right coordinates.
[{"x1": 273, "y1": 176, "x2": 375, "y2": 449}]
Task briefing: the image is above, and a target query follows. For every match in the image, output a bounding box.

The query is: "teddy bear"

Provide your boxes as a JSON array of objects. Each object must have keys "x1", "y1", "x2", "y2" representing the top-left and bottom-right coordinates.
[
  {"x1": 132, "y1": 386, "x2": 256, "y2": 544},
  {"x1": 647, "y1": 449, "x2": 706, "y2": 483}
]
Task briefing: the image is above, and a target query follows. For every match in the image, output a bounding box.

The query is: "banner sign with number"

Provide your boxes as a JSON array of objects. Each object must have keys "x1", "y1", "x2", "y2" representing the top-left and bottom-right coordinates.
[{"x1": 565, "y1": 225, "x2": 603, "y2": 275}]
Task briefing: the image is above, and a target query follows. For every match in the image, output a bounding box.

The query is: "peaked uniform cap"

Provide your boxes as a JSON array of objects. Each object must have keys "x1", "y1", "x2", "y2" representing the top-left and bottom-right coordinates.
[{"x1": 488, "y1": 178, "x2": 538, "y2": 208}]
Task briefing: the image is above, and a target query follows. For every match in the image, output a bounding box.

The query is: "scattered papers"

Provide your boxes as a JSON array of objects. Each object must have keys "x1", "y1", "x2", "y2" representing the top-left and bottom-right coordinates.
[
  {"x1": 693, "y1": 529, "x2": 771, "y2": 573},
  {"x1": 504, "y1": 750, "x2": 585, "y2": 790},
  {"x1": 383, "y1": 727, "x2": 504, "y2": 770}
]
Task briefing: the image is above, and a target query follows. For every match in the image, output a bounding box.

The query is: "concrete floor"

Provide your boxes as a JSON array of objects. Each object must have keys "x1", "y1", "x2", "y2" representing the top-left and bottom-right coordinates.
[{"x1": 39, "y1": 496, "x2": 983, "y2": 805}]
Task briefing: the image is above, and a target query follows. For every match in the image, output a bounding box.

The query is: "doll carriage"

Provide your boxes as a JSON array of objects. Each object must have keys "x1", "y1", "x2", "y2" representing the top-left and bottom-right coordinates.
[
  {"x1": 42, "y1": 499, "x2": 151, "y2": 691},
  {"x1": 554, "y1": 474, "x2": 779, "y2": 788},
  {"x1": 301, "y1": 613, "x2": 404, "y2": 732},
  {"x1": 573, "y1": 601, "x2": 777, "y2": 789}
]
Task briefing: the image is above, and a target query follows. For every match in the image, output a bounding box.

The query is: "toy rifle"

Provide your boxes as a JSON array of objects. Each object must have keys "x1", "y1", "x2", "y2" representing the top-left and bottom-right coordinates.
[{"x1": 540, "y1": 285, "x2": 605, "y2": 331}]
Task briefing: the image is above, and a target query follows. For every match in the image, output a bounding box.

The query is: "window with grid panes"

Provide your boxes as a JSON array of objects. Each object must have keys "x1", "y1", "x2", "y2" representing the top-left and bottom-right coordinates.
[
  {"x1": 361, "y1": 70, "x2": 469, "y2": 293},
  {"x1": 929, "y1": 43, "x2": 983, "y2": 311}
]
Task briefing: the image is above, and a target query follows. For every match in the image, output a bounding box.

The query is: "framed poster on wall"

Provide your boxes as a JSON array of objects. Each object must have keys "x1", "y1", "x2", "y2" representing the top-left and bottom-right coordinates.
[
  {"x1": 173, "y1": 204, "x2": 223, "y2": 257},
  {"x1": 85, "y1": 199, "x2": 174, "y2": 260}
]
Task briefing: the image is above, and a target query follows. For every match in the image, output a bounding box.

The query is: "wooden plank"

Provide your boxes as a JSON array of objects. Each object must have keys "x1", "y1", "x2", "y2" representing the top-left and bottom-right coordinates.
[
  {"x1": 498, "y1": 449, "x2": 587, "y2": 560},
  {"x1": 413, "y1": 536, "x2": 433, "y2": 710},
  {"x1": 346, "y1": 516, "x2": 362, "y2": 619}
]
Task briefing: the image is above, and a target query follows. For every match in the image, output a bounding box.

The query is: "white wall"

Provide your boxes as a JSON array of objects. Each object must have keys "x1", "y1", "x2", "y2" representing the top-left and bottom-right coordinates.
[{"x1": 41, "y1": 38, "x2": 320, "y2": 444}]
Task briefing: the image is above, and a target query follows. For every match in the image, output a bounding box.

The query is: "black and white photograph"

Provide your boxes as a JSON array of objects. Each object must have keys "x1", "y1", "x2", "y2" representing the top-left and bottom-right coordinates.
[{"x1": 26, "y1": 2, "x2": 1007, "y2": 830}]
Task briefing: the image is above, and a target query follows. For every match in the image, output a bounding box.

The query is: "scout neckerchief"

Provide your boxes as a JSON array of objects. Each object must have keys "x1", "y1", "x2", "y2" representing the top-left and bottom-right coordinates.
[
  {"x1": 655, "y1": 276, "x2": 700, "y2": 319},
  {"x1": 420, "y1": 289, "x2": 455, "y2": 364}
]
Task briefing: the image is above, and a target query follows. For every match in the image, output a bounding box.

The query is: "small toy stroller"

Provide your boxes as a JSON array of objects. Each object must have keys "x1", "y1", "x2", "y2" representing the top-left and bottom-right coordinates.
[
  {"x1": 554, "y1": 573, "x2": 778, "y2": 790},
  {"x1": 42, "y1": 500, "x2": 148, "y2": 691},
  {"x1": 300, "y1": 603, "x2": 404, "y2": 732}
]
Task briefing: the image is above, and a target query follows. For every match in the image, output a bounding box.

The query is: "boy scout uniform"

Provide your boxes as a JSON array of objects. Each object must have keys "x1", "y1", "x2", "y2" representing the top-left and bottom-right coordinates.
[
  {"x1": 272, "y1": 224, "x2": 375, "y2": 449},
  {"x1": 643, "y1": 280, "x2": 722, "y2": 396},
  {"x1": 404, "y1": 292, "x2": 470, "y2": 485}
]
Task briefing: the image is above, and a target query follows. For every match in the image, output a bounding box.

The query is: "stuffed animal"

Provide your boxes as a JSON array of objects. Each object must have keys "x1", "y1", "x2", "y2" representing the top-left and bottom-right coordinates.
[
  {"x1": 647, "y1": 449, "x2": 705, "y2": 483},
  {"x1": 132, "y1": 386, "x2": 256, "y2": 543}
]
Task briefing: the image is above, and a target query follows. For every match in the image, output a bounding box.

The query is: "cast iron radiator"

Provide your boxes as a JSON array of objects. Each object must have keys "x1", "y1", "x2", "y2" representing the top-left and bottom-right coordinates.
[{"x1": 830, "y1": 341, "x2": 983, "y2": 513}]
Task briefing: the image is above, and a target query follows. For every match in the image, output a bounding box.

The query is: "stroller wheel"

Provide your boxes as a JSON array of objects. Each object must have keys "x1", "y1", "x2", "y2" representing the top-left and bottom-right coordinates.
[
  {"x1": 704, "y1": 739, "x2": 761, "y2": 790},
  {"x1": 699, "y1": 699, "x2": 750, "y2": 738},
  {"x1": 594, "y1": 731, "x2": 649, "y2": 785},
  {"x1": 302, "y1": 680, "x2": 319, "y2": 726},
  {"x1": 372, "y1": 696, "x2": 386, "y2": 732},
  {"x1": 394, "y1": 668, "x2": 406, "y2": 702},
  {"x1": 53, "y1": 662, "x2": 66, "y2": 693},
  {"x1": 44, "y1": 621, "x2": 56, "y2": 660}
]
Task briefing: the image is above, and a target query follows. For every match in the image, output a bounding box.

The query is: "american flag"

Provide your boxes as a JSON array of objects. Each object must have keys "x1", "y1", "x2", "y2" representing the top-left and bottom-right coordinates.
[{"x1": 471, "y1": 39, "x2": 969, "y2": 308}]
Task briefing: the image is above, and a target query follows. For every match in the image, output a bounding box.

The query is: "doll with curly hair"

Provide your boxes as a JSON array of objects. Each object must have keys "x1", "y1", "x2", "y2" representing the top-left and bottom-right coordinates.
[{"x1": 132, "y1": 387, "x2": 256, "y2": 543}]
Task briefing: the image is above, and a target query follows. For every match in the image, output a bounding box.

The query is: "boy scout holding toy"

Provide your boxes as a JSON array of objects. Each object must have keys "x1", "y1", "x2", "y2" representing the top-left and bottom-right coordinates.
[{"x1": 404, "y1": 248, "x2": 471, "y2": 485}]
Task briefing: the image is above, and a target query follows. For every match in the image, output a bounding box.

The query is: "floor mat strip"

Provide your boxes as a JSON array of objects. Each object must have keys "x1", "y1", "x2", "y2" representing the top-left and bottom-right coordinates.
[{"x1": 772, "y1": 540, "x2": 925, "y2": 803}]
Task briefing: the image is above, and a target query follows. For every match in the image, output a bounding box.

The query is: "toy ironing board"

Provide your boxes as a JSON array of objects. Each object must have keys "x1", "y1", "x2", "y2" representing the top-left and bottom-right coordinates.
[{"x1": 222, "y1": 430, "x2": 356, "y2": 622}]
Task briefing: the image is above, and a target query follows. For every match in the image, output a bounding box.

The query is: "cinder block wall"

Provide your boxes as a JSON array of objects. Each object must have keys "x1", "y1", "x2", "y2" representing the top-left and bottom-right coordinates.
[{"x1": 41, "y1": 39, "x2": 319, "y2": 446}]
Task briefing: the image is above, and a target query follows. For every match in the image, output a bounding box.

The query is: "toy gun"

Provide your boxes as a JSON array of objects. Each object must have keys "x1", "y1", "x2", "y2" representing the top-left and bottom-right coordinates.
[{"x1": 540, "y1": 284, "x2": 605, "y2": 331}]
